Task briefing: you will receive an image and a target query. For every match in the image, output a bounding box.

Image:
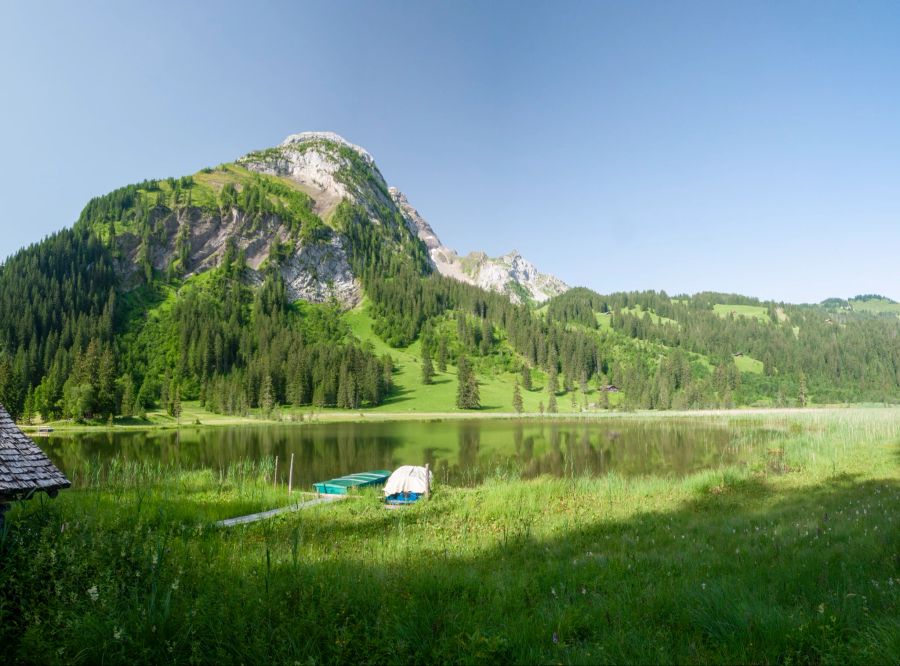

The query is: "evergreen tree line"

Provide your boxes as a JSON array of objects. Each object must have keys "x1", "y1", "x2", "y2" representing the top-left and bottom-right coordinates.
[
  {"x1": 0, "y1": 226, "x2": 118, "y2": 419},
  {"x1": 545, "y1": 288, "x2": 900, "y2": 404}
]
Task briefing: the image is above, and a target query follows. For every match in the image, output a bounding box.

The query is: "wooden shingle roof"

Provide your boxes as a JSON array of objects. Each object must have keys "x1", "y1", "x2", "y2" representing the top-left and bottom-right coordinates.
[{"x1": 0, "y1": 404, "x2": 70, "y2": 502}]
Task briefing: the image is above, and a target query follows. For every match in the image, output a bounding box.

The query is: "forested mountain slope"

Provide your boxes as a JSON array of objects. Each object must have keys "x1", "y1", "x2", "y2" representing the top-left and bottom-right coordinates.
[{"x1": 0, "y1": 134, "x2": 897, "y2": 421}]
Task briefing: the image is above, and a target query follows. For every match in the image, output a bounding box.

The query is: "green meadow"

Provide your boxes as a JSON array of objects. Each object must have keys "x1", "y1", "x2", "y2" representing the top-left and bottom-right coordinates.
[
  {"x1": 2, "y1": 409, "x2": 897, "y2": 664},
  {"x1": 849, "y1": 298, "x2": 900, "y2": 317},
  {"x1": 713, "y1": 303, "x2": 771, "y2": 323}
]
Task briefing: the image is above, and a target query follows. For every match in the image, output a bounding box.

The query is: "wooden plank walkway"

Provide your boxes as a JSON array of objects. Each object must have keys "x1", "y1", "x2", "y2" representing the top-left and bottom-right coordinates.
[{"x1": 215, "y1": 494, "x2": 347, "y2": 528}]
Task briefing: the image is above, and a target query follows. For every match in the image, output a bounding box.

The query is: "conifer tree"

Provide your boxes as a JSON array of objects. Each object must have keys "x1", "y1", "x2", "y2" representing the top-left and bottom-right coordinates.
[
  {"x1": 172, "y1": 388, "x2": 182, "y2": 424},
  {"x1": 798, "y1": 372, "x2": 808, "y2": 407},
  {"x1": 21, "y1": 388, "x2": 35, "y2": 425},
  {"x1": 548, "y1": 365, "x2": 559, "y2": 396},
  {"x1": 479, "y1": 317, "x2": 493, "y2": 356},
  {"x1": 437, "y1": 335, "x2": 448, "y2": 372},
  {"x1": 468, "y1": 367, "x2": 480, "y2": 410},
  {"x1": 120, "y1": 376, "x2": 135, "y2": 418},
  {"x1": 97, "y1": 347, "x2": 118, "y2": 417},
  {"x1": 548, "y1": 392, "x2": 558, "y2": 414},
  {"x1": 260, "y1": 373, "x2": 275, "y2": 414},
  {"x1": 521, "y1": 364, "x2": 532, "y2": 391},
  {"x1": 456, "y1": 355, "x2": 480, "y2": 409},
  {"x1": 512, "y1": 380, "x2": 523, "y2": 414},
  {"x1": 421, "y1": 349, "x2": 434, "y2": 385}
]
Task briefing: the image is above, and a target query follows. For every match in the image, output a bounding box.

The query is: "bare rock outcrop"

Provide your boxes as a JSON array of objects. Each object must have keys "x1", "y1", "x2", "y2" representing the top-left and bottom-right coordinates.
[
  {"x1": 115, "y1": 207, "x2": 361, "y2": 307},
  {"x1": 389, "y1": 187, "x2": 568, "y2": 304}
]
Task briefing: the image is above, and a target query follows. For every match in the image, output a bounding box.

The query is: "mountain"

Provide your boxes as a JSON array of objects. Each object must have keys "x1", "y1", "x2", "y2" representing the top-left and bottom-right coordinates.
[
  {"x1": 0, "y1": 132, "x2": 897, "y2": 423},
  {"x1": 103, "y1": 130, "x2": 564, "y2": 308},
  {"x1": 389, "y1": 188, "x2": 567, "y2": 304}
]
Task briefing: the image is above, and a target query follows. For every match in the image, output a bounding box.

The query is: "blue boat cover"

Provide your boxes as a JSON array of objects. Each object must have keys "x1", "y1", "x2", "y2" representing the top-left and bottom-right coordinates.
[{"x1": 385, "y1": 491, "x2": 423, "y2": 505}]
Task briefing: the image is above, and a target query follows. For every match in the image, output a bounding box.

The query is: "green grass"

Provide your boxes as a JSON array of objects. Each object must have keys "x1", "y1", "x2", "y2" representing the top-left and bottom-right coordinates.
[
  {"x1": 623, "y1": 305, "x2": 679, "y2": 326},
  {"x1": 733, "y1": 354, "x2": 764, "y2": 374},
  {"x1": 345, "y1": 302, "x2": 585, "y2": 414},
  {"x1": 713, "y1": 303, "x2": 770, "y2": 323},
  {"x1": 2, "y1": 410, "x2": 897, "y2": 663},
  {"x1": 850, "y1": 298, "x2": 900, "y2": 317},
  {"x1": 594, "y1": 311, "x2": 612, "y2": 329}
]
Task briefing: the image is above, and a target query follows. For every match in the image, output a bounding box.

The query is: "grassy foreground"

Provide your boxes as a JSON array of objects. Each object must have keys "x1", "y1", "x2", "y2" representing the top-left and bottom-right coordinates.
[{"x1": 2, "y1": 411, "x2": 898, "y2": 664}]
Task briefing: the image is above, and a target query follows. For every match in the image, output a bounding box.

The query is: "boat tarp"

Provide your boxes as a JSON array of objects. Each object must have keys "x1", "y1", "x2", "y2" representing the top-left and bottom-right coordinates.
[{"x1": 383, "y1": 465, "x2": 431, "y2": 497}]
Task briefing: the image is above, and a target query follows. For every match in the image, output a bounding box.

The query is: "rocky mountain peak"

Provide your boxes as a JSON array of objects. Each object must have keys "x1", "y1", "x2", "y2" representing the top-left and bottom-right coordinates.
[
  {"x1": 388, "y1": 186, "x2": 442, "y2": 252},
  {"x1": 239, "y1": 131, "x2": 390, "y2": 220},
  {"x1": 279, "y1": 131, "x2": 374, "y2": 164},
  {"x1": 389, "y1": 187, "x2": 568, "y2": 304}
]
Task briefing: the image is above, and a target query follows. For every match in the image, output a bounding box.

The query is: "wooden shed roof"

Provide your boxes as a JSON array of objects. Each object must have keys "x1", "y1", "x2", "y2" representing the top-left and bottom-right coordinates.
[{"x1": 0, "y1": 404, "x2": 70, "y2": 502}]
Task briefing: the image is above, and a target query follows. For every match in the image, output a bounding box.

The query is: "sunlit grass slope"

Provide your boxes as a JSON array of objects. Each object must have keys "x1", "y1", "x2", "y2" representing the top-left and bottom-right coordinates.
[
  {"x1": 713, "y1": 303, "x2": 770, "y2": 323},
  {"x1": 345, "y1": 302, "x2": 586, "y2": 414}
]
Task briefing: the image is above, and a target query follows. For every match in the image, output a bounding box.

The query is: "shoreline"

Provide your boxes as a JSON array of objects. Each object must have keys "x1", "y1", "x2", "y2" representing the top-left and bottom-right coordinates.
[{"x1": 21, "y1": 403, "x2": 899, "y2": 434}]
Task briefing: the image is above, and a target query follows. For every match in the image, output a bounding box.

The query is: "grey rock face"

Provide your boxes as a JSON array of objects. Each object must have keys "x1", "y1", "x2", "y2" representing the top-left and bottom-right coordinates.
[
  {"x1": 238, "y1": 132, "x2": 394, "y2": 221},
  {"x1": 279, "y1": 235, "x2": 361, "y2": 306},
  {"x1": 115, "y1": 207, "x2": 361, "y2": 307},
  {"x1": 389, "y1": 187, "x2": 568, "y2": 304}
]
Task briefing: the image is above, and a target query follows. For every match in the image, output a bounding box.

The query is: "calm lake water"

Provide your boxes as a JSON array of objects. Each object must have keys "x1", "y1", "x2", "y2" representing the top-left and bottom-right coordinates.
[{"x1": 40, "y1": 418, "x2": 778, "y2": 488}]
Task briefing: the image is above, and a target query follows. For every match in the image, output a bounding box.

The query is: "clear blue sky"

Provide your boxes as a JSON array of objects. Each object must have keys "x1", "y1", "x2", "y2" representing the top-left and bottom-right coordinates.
[{"x1": 2, "y1": 0, "x2": 898, "y2": 303}]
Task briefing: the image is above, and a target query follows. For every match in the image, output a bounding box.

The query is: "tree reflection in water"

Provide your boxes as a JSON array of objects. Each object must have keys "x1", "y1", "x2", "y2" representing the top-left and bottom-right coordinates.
[{"x1": 41, "y1": 419, "x2": 775, "y2": 488}]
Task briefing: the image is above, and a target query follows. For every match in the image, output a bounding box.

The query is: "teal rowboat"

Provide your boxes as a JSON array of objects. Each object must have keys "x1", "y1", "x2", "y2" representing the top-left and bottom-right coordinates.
[{"x1": 313, "y1": 470, "x2": 392, "y2": 495}]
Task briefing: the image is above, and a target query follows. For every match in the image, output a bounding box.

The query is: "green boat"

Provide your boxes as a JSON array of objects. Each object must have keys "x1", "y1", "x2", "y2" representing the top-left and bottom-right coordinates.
[{"x1": 313, "y1": 470, "x2": 392, "y2": 495}]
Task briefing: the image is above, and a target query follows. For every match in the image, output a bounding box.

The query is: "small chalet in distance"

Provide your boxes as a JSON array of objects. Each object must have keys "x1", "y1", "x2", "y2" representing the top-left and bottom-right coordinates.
[{"x1": 0, "y1": 404, "x2": 70, "y2": 527}]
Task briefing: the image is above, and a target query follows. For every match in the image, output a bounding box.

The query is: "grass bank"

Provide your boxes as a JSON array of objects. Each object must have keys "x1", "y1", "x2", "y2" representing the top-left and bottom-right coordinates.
[{"x1": 2, "y1": 411, "x2": 898, "y2": 663}]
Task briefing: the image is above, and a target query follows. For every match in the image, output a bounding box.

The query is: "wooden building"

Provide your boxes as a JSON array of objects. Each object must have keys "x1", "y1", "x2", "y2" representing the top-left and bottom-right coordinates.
[{"x1": 0, "y1": 404, "x2": 70, "y2": 527}]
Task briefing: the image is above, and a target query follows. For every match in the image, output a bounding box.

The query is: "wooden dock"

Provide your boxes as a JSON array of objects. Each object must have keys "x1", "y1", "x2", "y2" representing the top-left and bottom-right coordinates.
[{"x1": 215, "y1": 494, "x2": 347, "y2": 528}]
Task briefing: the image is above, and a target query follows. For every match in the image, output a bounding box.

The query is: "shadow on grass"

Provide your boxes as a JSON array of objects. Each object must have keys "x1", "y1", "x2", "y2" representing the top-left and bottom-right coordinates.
[{"x1": 2, "y1": 473, "x2": 898, "y2": 665}]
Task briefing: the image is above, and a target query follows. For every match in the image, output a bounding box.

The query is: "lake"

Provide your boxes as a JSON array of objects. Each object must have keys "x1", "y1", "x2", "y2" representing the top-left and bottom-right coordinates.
[{"x1": 40, "y1": 417, "x2": 779, "y2": 488}]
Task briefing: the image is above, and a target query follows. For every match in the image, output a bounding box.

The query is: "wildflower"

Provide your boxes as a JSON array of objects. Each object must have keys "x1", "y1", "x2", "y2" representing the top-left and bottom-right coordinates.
[
  {"x1": 552, "y1": 632, "x2": 559, "y2": 644},
  {"x1": 87, "y1": 585, "x2": 99, "y2": 602},
  {"x1": 701, "y1": 583, "x2": 706, "y2": 590}
]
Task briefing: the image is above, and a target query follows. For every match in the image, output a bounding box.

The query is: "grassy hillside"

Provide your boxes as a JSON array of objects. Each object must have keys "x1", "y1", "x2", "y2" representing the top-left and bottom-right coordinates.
[
  {"x1": 345, "y1": 302, "x2": 592, "y2": 413},
  {"x1": 713, "y1": 303, "x2": 770, "y2": 323},
  {"x1": 850, "y1": 297, "x2": 900, "y2": 317}
]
